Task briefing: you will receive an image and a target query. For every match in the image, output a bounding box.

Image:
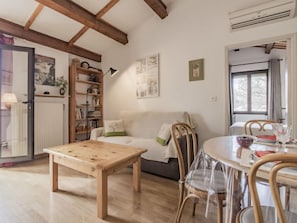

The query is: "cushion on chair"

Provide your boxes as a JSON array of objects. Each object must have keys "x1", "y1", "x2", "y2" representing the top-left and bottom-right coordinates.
[
  {"x1": 185, "y1": 169, "x2": 226, "y2": 194},
  {"x1": 238, "y1": 206, "x2": 297, "y2": 223}
]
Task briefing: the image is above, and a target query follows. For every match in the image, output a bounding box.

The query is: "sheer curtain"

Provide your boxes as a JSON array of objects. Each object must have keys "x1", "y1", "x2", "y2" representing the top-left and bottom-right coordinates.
[{"x1": 268, "y1": 59, "x2": 282, "y2": 122}]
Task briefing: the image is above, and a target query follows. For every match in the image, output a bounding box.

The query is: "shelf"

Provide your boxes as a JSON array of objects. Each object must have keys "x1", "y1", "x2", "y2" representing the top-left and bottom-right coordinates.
[
  {"x1": 76, "y1": 104, "x2": 101, "y2": 108},
  {"x1": 35, "y1": 94, "x2": 65, "y2": 98},
  {"x1": 69, "y1": 63, "x2": 103, "y2": 143},
  {"x1": 76, "y1": 66, "x2": 102, "y2": 75},
  {"x1": 76, "y1": 117, "x2": 101, "y2": 121},
  {"x1": 76, "y1": 79, "x2": 102, "y2": 85},
  {"x1": 75, "y1": 130, "x2": 92, "y2": 135},
  {"x1": 76, "y1": 92, "x2": 101, "y2": 96}
]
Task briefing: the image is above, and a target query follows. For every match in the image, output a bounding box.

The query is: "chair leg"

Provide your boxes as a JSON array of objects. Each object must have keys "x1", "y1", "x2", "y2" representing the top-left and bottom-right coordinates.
[
  {"x1": 217, "y1": 198, "x2": 223, "y2": 223},
  {"x1": 285, "y1": 185, "x2": 290, "y2": 211},
  {"x1": 192, "y1": 199, "x2": 197, "y2": 216},
  {"x1": 242, "y1": 173, "x2": 251, "y2": 207},
  {"x1": 176, "y1": 195, "x2": 192, "y2": 223},
  {"x1": 175, "y1": 182, "x2": 185, "y2": 223}
]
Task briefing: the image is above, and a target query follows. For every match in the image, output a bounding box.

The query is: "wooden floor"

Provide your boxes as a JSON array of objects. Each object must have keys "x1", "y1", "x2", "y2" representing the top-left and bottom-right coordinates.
[{"x1": 0, "y1": 158, "x2": 218, "y2": 223}]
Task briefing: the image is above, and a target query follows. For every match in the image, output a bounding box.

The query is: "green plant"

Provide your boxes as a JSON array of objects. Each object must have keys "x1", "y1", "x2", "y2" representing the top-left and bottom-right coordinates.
[{"x1": 55, "y1": 76, "x2": 68, "y2": 89}]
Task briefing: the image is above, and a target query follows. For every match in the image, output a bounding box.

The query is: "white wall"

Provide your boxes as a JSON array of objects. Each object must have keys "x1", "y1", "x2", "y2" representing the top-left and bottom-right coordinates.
[{"x1": 102, "y1": 0, "x2": 297, "y2": 144}]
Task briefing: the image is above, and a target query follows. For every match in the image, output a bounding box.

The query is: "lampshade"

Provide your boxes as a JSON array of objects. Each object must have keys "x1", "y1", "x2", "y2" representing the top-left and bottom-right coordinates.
[
  {"x1": 104, "y1": 67, "x2": 119, "y2": 77},
  {"x1": 1, "y1": 93, "x2": 18, "y2": 109}
]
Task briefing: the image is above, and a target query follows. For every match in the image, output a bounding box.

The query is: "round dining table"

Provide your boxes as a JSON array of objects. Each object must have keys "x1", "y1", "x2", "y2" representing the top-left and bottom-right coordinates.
[{"x1": 202, "y1": 135, "x2": 297, "y2": 223}]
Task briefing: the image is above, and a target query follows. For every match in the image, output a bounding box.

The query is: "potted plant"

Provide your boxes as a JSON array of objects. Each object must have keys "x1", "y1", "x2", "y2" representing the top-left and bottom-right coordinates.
[{"x1": 55, "y1": 76, "x2": 68, "y2": 95}]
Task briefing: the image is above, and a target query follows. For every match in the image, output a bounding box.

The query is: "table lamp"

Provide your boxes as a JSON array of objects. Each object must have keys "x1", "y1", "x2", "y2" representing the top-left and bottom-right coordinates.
[{"x1": 1, "y1": 93, "x2": 18, "y2": 109}]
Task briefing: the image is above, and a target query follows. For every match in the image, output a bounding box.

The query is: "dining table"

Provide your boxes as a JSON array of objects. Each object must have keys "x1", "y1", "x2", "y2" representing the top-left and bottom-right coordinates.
[{"x1": 201, "y1": 135, "x2": 297, "y2": 223}]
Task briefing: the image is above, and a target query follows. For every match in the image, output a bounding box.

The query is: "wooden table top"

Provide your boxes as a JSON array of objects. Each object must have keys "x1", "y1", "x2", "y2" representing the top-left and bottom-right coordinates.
[{"x1": 43, "y1": 140, "x2": 147, "y2": 170}]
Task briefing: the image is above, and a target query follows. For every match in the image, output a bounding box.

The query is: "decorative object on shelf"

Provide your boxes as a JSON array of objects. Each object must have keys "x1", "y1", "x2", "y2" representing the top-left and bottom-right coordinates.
[
  {"x1": 81, "y1": 61, "x2": 89, "y2": 69},
  {"x1": 88, "y1": 74, "x2": 97, "y2": 82},
  {"x1": 55, "y1": 76, "x2": 68, "y2": 95},
  {"x1": 104, "y1": 67, "x2": 119, "y2": 77},
  {"x1": 136, "y1": 53, "x2": 159, "y2": 98},
  {"x1": 80, "y1": 61, "x2": 102, "y2": 72},
  {"x1": 189, "y1": 58, "x2": 204, "y2": 81},
  {"x1": 87, "y1": 87, "x2": 93, "y2": 93}
]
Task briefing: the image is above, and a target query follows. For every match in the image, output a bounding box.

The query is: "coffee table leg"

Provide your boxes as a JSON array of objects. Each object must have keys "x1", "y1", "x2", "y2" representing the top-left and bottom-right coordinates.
[
  {"x1": 97, "y1": 170, "x2": 108, "y2": 219},
  {"x1": 49, "y1": 154, "x2": 58, "y2": 192},
  {"x1": 133, "y1": 157, "x2": 141, "y2": 192}
]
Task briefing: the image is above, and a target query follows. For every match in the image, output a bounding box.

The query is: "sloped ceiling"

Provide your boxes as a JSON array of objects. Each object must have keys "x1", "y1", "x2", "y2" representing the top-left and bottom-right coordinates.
[
  {"x1": 0, "y1": 0, "x2": 276, "y2": 62},
  {"x1": 0, "y1": 0, "x2": 171, "y2": 62}
]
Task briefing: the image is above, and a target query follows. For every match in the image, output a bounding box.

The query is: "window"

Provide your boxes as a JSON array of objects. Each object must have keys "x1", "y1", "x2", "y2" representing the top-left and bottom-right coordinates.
[{"x1": 231, "y1": 70, "x2": 268, "y2": 114}]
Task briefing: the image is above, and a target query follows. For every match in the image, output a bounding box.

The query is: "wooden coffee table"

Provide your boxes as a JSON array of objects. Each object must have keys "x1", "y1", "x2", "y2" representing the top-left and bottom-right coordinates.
[{"x1": 43, "y1": 140, "x2": 147, "y2": 219}]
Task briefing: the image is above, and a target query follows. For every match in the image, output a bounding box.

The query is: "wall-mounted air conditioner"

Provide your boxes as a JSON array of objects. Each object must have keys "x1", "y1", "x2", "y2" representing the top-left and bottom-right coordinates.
[{"x1": 229, "y1": 0, "x2": 296, "y2": 31}]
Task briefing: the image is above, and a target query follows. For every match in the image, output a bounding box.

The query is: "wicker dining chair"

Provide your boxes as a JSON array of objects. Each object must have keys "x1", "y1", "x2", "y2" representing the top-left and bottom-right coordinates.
[
  {"x1": 243, "y1": 119, "x2": 276, "y2": 136},
  {"x1": 171, "y1": 122, "x2": 226, "y2": 223},
  {"x1": 243, "y1": 119, "x2": 291, "y2": 209},
  {"x1": 236, "y1": 153, "x2": 297, "y2": 223}
]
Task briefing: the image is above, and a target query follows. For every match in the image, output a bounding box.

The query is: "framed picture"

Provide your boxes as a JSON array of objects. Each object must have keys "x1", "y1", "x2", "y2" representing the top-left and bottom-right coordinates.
[
  {"x1": 35, "y1": 54, "x2": 55, "y2": 86},
  {"x1": 189, "y1": 58, "x2": 204, "y2": 81},
  {"x1": 136, "y1": 54, "x2": 159, "y2": 98}
]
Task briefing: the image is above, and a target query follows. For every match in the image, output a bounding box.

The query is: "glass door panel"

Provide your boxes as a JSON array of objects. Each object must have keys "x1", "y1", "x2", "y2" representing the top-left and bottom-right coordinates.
[{"x1": 0, "y1": 44, "x2": 34, "y2": 164}]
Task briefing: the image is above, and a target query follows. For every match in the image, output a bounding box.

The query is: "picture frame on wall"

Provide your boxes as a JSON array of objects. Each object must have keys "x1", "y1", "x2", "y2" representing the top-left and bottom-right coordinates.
[
  {"x1": 189, "y1": 58, "x2": 204, "y2": 81},
  {"x1": 34, "y1": 54, "x2": 55, "y2": 86},
  {"x1": 135, "y1": 53, "x2": 160, "y2": 98}
]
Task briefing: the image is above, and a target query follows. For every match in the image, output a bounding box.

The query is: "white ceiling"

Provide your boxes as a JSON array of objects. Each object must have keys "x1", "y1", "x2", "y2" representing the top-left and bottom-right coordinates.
[{"x1": 0, "y1": 0, "x2": 274, "y2": 58}]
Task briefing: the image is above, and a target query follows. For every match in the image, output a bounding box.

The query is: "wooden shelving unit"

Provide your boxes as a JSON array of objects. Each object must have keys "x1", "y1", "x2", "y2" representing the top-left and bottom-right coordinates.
[{"x1": 69, "y1": 64, "x2": 103, "y2": 143}]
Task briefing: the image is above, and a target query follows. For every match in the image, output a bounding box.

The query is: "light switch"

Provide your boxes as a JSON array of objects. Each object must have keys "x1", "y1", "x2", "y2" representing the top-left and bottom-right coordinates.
[{"x1": 210, "y1": 96, "x2": 217, "y2": 102}]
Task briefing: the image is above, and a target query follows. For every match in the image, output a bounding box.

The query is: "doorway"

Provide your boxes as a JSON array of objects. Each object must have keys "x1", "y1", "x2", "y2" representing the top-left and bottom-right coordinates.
[
  {"x1": 0, "y1": 43, "x2": 35, "y2": 165},
  {"x1": 225, "y1": 34, "x2": 297, "y2": 138}
]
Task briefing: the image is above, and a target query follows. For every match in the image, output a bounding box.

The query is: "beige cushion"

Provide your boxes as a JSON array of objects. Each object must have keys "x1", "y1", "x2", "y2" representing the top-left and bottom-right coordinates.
[
  {"x1": 120, "y1": 111, "x2": 187, "y2": 138},
  {"x1": 156, "y1": 123, "x2": 171, "y2": 146},
  {"x1": 104, "y1": 120, "x2": 126, "y2": 137}
]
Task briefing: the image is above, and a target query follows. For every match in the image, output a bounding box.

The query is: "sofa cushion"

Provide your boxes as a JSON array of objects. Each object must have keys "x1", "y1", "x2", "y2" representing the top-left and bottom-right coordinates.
[
  {"x1": 156, "y1": 123, "x2": 171, "y2": 146},
  {"x1": 120, "y1": 111, "x2": 189, "y2": 138},
  {"x1": 104, "y1": 119, "x2": 126, "y2": 137},
  {"x1": 96, "y1": 136, "x2": 134, "y2": 145},
  {"x1": 96, "y1": 136, "x2": 176, "y2": 163}
]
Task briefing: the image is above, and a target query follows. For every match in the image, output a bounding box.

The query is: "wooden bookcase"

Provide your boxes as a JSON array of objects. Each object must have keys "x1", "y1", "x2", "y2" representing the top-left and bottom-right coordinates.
[{"x1": 69, "y1": 63, "x2": 103, "y2": 142}]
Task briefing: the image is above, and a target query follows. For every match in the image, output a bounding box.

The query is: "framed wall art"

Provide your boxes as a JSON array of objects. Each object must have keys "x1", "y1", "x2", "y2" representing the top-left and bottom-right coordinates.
[
  {"x1": 35, "y1": 54, "x2": 55, "y2": 86},
  {"x1": 136, "y1": 53, "x2": 159, "y2": 98},
  {"x1": 189, "y1": 58, "x2": 204, "y2": 81}
]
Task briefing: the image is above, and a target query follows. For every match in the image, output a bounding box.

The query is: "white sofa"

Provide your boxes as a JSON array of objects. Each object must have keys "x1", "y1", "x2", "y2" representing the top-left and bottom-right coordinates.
[{"x1": 90, "y1": 111, "x2": 193, "y2": 180}]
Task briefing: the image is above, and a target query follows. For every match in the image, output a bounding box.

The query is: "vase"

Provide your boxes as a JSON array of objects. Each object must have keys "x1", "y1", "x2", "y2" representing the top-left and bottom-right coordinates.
[{"x1": 59, "y1": 88, "x2": 65, "y2": 95}]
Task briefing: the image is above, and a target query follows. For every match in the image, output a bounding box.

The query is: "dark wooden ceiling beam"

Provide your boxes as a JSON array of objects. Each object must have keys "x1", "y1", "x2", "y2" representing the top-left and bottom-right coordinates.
[
  {"x1": 144, "y1": 0, "x2": 168, "y2": 19},
  {"x1": 68, "y1": 0, "x2": 120, "y2": 46},
  {"x1": 35, "y1": 0, "x2": 128, "y2": 44},
  {"x1": 0, "y1": 18, "x2": 101, "y2": 62}
]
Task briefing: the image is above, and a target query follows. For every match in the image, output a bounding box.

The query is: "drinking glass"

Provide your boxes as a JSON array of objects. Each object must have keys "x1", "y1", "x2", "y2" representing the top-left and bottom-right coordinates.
[{"x1": 271, "y1": 123, "x2": 291, "y2": 149}]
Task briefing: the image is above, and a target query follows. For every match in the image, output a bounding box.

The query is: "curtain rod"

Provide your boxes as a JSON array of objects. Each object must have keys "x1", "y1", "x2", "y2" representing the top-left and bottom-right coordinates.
[{"x1": 230, "y1": 58, "x2": 283, "y2": 67}]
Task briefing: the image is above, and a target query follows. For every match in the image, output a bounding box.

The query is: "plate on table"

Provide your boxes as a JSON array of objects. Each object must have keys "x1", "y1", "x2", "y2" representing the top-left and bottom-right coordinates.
[
  {"x1": 255, "y1": 135, "x2": 276, "y2": 143},
  {"x1": 254, "y1": 150, "x2": 276, "y2": 158}
]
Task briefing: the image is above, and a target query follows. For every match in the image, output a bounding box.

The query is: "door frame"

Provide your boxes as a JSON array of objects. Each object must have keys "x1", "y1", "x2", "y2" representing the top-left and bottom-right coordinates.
[
  {"x1": 0, "y1": 43, "x2": 35, "y2": 163},
  {"x1": 224, "y1": 33, "x2": 297, "y2": 138}
]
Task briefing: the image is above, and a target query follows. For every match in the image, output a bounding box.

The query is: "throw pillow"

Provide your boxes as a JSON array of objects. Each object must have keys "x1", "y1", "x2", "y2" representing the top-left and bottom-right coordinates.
[
  {"x1": 156, "y1": 123, "x2": 171, "y2": 146},
  {"x1": 104, "y1": 119, "x2": 126, "y2": 137}
]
